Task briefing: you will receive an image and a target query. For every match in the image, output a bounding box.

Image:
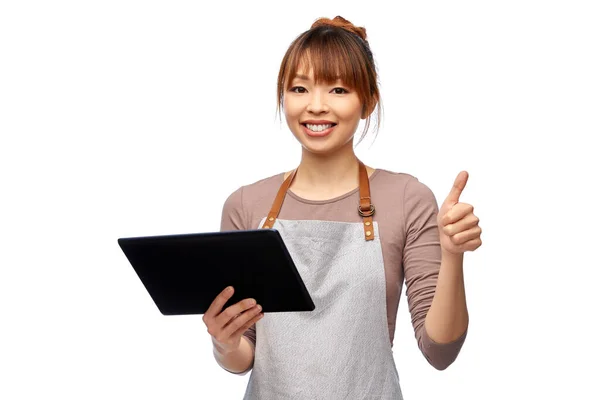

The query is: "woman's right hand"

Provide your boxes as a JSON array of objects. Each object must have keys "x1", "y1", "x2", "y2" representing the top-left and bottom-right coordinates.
[{"x1": 203, "y1": 286, "x2": 264, "y2": 355}]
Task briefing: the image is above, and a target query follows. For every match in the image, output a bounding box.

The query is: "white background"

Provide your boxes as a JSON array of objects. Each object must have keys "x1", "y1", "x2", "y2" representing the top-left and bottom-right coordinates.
[{"x1": 1, "y1": 1, "x2": 599, "y2": 399}]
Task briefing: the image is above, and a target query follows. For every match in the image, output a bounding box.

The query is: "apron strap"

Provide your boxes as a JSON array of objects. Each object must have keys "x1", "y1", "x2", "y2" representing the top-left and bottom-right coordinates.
[
  {"x1": 262, "y1": 161, "x2": 375, "y2": 241},
  {"x1": 262, "y1": 168, "x2": 297, "y2": 230},
  {"x1": 357, "y1": 160, "x2": 375, "y2": 241}
]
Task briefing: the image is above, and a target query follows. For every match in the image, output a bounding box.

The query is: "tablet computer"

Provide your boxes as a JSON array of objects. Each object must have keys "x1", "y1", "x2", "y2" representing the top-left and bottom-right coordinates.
[{"x1": 118, "y1": 229, "x2": 315, "y2": 315}]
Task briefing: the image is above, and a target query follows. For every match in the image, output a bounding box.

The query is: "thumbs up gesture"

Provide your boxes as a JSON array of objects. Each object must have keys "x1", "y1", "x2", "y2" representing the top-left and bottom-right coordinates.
[{"x1": 437, "y1": 171, "x2": 483, "y2": 255}]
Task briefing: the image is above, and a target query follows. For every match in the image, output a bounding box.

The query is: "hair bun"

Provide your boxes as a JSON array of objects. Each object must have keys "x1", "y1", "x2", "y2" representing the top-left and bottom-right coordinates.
[{"x1": 311, "y1": 16, "x2": 368, "y2": 42}]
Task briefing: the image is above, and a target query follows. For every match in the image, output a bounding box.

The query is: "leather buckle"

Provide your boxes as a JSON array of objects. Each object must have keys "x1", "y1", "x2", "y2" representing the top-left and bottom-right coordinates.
[{"x1": 358, "y1": 204, "x2": 375, "y2": 217}]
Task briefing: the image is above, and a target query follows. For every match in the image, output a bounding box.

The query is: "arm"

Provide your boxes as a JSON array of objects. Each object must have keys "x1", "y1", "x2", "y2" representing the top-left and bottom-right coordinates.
[
  {"x1": 402, "y1": 178, "x2": 467, "y2": 370},
  {"x1": 424, "y1": 250, "x2": 468, "y2": 344},
  {"x1": 426, "y1": 170, "x2": 482, "y2": 354}
]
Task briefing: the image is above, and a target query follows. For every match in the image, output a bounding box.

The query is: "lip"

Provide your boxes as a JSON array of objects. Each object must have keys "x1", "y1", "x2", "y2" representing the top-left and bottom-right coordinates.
[{"x1": 301, "y1": 122, "x2": 336, "y2": 138}]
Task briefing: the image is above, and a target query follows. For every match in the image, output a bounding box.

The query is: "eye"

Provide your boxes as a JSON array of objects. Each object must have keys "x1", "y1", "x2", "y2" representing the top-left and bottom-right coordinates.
[
  {"x1": 290, "y1": 86, "x2": 307, "y2": 93},
  {"x1": 331, "y1": 87, "x2": 348, "y2": 94}
]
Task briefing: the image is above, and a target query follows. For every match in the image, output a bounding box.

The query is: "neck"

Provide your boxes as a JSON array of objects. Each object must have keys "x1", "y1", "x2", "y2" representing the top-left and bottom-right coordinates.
[{"x1": 295, "y1": 143, "x2": 360, "y2": 188}]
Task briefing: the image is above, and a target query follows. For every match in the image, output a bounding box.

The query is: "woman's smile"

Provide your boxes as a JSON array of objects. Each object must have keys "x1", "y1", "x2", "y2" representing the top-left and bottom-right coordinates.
[{"x1": 301, "y1": 120, "x2": 338, "y2": 137}]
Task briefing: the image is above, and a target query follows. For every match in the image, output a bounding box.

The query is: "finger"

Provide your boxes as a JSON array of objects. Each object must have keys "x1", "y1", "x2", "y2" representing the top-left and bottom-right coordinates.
[
  {"x1": 232, "y1": 315, "x2": 264, "y2": 339},
  {"x1": 444, "y1": 171, "x2": 469, "y2": 206},
  {"x1": 222, "y1": 305, "x2": 263, "y2": 339},
  {"x1": 450, "y1": 226, "x2": 482, "y2": 245},
  {"x1": 458, "y1": 237, "x2": 483, "y2": 252},
  {"x1": 441, "y1": 203, "x2": 474, "y2": 226},
  {"x1": 215, "y1": 298, "x2": 258, "y2": 328},
  {"x1": 442, "y1": 213, "x2": 479, "y2": 236},
  {"x1": 204, "y1": 286, "x2": 235, "y2": 319}
]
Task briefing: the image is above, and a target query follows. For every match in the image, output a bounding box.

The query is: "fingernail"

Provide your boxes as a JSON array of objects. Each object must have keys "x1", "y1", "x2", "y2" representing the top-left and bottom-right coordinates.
[{"x1": 226, "y1": 286, "x2": 233, "y2": 293}]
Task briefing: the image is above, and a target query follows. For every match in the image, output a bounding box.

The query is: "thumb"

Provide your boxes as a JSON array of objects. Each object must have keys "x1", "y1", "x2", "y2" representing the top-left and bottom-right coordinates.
[{"x1": 444, "y1": 171, "x2": 469, "y2": 206}]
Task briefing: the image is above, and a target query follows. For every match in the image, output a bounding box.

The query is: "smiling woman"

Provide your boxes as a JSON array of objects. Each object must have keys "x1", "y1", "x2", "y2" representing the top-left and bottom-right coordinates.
[{"x1": 202, "y1": 15, "x2": 481, "y2": 400}]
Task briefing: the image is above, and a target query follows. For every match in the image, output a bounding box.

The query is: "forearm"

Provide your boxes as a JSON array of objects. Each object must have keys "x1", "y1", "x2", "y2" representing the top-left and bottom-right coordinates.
[
  {"x1": 424, "y1": 250, "x2": 469, "y2": 343},
  {"x1": 213, "y1": 336, "x2": 255, "y2": 374}
]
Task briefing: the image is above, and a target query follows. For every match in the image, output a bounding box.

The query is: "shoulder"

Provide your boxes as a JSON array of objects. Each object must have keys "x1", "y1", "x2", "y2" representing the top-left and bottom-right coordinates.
[
  {"x1": 372, "y1": 168, "x2": 434, "y2": 198},
  {"x1": 372, "y1": 168, "x2": 415, "y2": 185},
  {"x1": 221, "y1": 172, "x2": 285, "y2": 218},
  {"x1": 224, "y1": 172, "x2": 284, "y2": 207},
  {"x1": 371, "y1": 168, "x2": 438, "y2": 221}
]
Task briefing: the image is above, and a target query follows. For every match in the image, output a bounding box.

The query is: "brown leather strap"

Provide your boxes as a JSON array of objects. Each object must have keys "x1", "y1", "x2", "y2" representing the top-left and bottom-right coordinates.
[
  {"x1": 357, "y1": 160, "x2": 375, "y2": 241},
  {"x1": 261, "y1": 168, "x2": 297, "y2": 229},
  {"x1": 262, "y1": 161, "x2": 375, "y2": 241}
]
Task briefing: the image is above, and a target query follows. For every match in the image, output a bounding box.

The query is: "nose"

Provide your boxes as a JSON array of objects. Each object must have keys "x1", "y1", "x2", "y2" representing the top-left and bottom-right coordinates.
[{"x1": 306, "y1": 90, "x2": 329, "y2": 114}]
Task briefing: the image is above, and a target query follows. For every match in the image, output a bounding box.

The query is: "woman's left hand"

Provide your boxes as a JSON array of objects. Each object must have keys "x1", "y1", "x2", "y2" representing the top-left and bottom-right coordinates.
[{"x1": 437, "y1": 171, "x2": 482, "y2": 255}]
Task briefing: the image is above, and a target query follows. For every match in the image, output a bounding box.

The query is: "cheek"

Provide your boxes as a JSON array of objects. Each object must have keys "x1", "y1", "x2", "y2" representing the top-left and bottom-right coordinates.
[
  {"x1": 283, "y1": 95, "x2": 303, "y2": 119},
  {"x1": 282, "y1": 99, "x2": 301, "y2": 132},
  {"x1": 336, "y1": 97, "x2": 363, "y2": 122}
]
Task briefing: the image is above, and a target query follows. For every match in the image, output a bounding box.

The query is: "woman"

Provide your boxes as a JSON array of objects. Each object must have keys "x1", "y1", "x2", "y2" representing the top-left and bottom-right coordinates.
[{"x1": 203, "y1": 16, "x2": 482, "y2": 399}]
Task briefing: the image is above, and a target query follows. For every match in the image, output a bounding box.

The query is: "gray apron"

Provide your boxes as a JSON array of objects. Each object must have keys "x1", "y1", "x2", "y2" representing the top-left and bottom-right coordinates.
[{"x1": 243, "y1": 162, "x2": 403, "y2": 400}]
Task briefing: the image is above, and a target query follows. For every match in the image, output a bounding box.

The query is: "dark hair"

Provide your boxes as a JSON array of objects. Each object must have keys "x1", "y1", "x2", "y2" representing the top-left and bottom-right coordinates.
[{"x1": 276, "y1": 16, "x2": 382, "y2": 144}]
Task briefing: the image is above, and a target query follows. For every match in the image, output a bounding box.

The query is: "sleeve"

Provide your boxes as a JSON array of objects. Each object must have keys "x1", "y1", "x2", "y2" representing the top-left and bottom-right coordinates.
[
  {"x1": 219, "y1": 186, "x2": 257, "y2": 375},
  {"x1": 221, "y1": 186, "x2": 247, "y2": 231},
  {"x1": 402, "y1": 177, "x2": 467, "y2": 371}
]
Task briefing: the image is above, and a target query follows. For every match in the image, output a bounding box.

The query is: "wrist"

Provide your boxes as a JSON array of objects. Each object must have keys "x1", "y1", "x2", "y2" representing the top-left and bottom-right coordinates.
[
  {"x1": 212, "y1": 337, "x2": 240, "y2": 356},
  {"x1": 441, "y1": 249, "x2": 464, "y2": 267}
]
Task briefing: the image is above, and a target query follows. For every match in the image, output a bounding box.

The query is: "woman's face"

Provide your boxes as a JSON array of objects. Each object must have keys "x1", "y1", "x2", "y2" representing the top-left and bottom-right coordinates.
[{"x1": 283, "y1": 65, "x2": 363, "y2": 156}]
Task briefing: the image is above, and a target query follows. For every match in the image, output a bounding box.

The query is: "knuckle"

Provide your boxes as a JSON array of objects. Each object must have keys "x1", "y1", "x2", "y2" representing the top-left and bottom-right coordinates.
[
  {"x1": 236, "y1": 318, "x2": 247, "y2": 330},
  {"x1": 222, "y1": 308, "x2": 234, "y2": 320}
]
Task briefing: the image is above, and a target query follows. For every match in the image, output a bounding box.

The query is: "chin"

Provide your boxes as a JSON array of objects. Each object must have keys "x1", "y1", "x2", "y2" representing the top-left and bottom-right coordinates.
[
  {"x1": 302, "y1": 144, "x2": 337, "y2": 156},
  {"x1": 296, "y1": 137, "x2": 353, "y2": 156}
]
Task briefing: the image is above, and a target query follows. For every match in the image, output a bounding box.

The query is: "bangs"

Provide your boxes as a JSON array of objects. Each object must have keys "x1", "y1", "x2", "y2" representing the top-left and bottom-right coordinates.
[{"x1": 282, "y1": 32, "x2": 369, "y2": 93}]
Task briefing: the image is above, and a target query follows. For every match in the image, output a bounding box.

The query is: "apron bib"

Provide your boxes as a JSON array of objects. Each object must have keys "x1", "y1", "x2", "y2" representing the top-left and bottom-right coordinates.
[{"x1": 243, "y1": 162, "x2": 403, "y2": 400}]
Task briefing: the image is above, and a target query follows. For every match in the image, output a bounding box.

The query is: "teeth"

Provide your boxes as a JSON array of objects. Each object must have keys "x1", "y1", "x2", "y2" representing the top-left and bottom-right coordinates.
[{"x1": 306, "y1": 123, "x2": 333, "y2": 132}]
